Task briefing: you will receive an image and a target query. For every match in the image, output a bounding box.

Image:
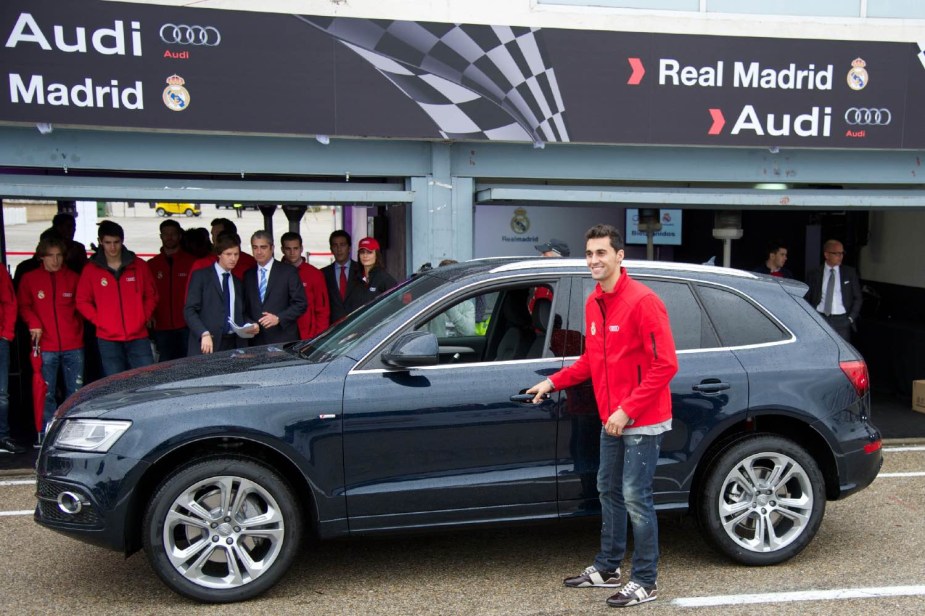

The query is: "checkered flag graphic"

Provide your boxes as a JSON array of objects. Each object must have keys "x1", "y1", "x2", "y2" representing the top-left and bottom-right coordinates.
[{"x1": 296, "y1": 16, "x2": 569, "y2": 146}]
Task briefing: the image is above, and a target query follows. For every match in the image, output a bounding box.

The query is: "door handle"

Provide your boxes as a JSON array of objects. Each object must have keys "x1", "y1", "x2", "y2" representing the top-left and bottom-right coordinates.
[{"x1": 692, "y1": 380, "x2": 731, "y2": 394}]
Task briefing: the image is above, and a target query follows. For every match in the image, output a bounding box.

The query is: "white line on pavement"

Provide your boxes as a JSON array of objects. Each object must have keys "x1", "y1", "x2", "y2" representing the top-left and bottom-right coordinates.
[
  {"x1": 0, "y1": 479, "x2": 35, "y2": 486},
  {"x1": 672, "y1": 585, "x2": 925, "y2": 607},
  {"x1": 883, "y1": 446, "x2": 925, "y2": 453},
  {"x1": 876, "y1": 472, "x2": 925, "y2": 478},
  {"x1": 0, "y1": 510, "x2": 34, "y2": 517}
]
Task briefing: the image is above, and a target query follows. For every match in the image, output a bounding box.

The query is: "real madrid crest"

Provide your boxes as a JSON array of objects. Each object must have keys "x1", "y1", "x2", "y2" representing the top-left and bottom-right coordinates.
[
  {"x1": 847, "y1": 58, "x2": 868, "y2": 91},
  {"x1": 163, "y1": 74, "x2": 190, "y2": 111},
  {"x1": 37, "y1": 290, "x2": 45, "y2": 300},
  {"x1": 101, "y1": 277, "x2": 108, "y2": 287},
  {"x1": 591, "y1": 322, "x2": 597, "y2": 336},
  {"x1": 510, "y1": 207, "x2": 530, "y2": 234},
  {"x1": 157, "y1": 271, "x2": 164, "y2": 280}
]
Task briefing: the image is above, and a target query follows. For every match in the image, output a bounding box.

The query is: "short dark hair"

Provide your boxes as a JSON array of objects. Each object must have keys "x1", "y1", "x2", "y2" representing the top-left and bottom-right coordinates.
[
  {"x1": 210, "y1": 218, "x2": 236, "y2": 234},
  {"x1": 159, "y1": 219, "x2": 182, "y2": 233},
  {"x1": 280, "y1": 231, "x2": 302, "y2": 245},
  {"x1": 97, "y1": 220, "x2": 124, "y2": 241},
  {"x1": 329, "y1": 229, "x2": 351, "y2": 245},
  {"x1": 765, "y1": 240, "x2": 787, "y2": 258},
  {"x1": 52, "y1": 213, "x2": 76, "y2": 228},
  {"x1": 37, "y1": 236, "x2": 67, "y2": 257},
  {"x1": 213, "y1": 232, "x2": 241, "y2": 254},
  {"x1": 39, "y1": 227, "x2": 63, "y2": 243},
  {"x1": 585, "y1": 223, "x2": 624, "y2": 252},
  {"x1": 250, "y1": 230, "x2": 273, "y2": 245}
]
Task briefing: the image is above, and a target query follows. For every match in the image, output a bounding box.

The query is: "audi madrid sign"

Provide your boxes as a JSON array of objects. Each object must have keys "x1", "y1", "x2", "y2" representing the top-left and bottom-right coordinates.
[{"x1": 2, "y1": 0, "x2": 925, "y2": 148}]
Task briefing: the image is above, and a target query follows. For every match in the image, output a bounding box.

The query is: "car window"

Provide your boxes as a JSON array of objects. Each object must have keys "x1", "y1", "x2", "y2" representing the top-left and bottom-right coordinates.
[
  {"x1": 413, "y1": 283, "x2": 558, "y2": 364},
  {"x1": 579, "y1": 277, "x2": 717, "y2": 351},
  {"x1": 696, "y1": 284, "x2": 788, "y2": 347}
]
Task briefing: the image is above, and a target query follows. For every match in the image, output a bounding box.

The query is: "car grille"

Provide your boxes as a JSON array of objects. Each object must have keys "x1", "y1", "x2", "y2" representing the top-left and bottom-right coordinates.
[{"x1": 35, "y1": 478, "x2": 101, "y2": 526}]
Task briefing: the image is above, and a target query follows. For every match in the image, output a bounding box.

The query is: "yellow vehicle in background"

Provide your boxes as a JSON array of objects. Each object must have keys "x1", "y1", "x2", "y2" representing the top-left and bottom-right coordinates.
[{"x1": 154, "y1": 202, "x2": 201, "y2": 217}]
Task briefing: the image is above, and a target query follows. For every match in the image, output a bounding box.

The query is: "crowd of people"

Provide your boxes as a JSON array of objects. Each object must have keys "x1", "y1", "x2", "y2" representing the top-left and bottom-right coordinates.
[{"x1": 0, "y1": 214, "x2": 393, "y2": 454}]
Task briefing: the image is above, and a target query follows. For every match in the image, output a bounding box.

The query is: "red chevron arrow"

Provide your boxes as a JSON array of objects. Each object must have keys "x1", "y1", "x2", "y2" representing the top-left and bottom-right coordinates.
[
  {"x1": 627, "y1": 58, "x2": 645, "y2": 85},
  {"x1": 708, "y1": 108, "x2": 725, "y2": 135}
]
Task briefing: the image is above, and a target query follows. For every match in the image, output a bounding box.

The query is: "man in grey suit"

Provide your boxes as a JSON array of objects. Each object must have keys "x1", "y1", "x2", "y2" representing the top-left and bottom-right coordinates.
[
  {"x1": 805, "y1": 239, "x2": 863, "y2": 342},
  {"x1": 244, "y1": 230, "x2": 307, "y2": 346},
  {"x1": 184, "y1": 233, "x2": 255, "y2": 355}
]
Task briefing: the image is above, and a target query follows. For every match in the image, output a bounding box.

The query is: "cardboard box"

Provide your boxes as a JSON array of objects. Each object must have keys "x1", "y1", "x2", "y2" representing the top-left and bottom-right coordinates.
[{"x1": 913, "y1": 380, "x2": 925, "y2": 414}]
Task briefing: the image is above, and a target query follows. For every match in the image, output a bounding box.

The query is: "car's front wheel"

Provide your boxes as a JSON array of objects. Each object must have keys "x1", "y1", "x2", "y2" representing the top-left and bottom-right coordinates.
[
  {"x1": 184, "y1": 208, "x2": 195, "y2": 217},
  {"x1": 699, "y1": 434, "x2": 825, "y2": 565},
  {"x1": 155, "y1": 207, "x2": 166, "y2": 217},
  {"x1": 143, "y1": 456, "x2": 302, "y2": 603}
]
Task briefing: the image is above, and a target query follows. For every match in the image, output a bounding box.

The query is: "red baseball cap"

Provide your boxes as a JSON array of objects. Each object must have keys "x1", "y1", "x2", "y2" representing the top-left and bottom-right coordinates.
[{"x1": 358, "y1": 237, "x2": 380, "y2": 252}]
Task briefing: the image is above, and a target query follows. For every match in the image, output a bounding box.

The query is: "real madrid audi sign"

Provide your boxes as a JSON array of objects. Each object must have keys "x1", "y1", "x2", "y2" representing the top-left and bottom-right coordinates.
[{"x1": 1, "y1": 0, "x2": 924, "y2": 148}]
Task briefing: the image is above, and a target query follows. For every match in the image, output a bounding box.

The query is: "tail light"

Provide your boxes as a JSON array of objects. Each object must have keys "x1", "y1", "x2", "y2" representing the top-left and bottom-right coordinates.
[{"x1": 840, "y1": 360, "x2": 869, "y2": 397}]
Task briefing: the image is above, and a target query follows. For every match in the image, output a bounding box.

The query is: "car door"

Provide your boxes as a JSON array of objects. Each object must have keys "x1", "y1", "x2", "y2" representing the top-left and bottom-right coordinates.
[
  {"x1": 556, "y1": 274, "x2": 750, "y2": 515},
  {"x1": 341, "y1": 278, "x2": 569, "y2": 532}
]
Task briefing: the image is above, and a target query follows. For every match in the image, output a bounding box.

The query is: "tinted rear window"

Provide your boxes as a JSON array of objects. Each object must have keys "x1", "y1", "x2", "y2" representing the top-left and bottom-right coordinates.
[{"x1": 696, "y1": 284, "x2": 787, "y2": 347}]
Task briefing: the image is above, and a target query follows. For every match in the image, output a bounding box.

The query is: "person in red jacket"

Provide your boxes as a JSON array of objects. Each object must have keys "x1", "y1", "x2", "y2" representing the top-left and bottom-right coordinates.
[
  {"x1": 0, "y1": 265, "x2": 24, "y2": 454},
  {"x1": 187, "y1": 218, "x2": 258, "y2": 284},
  {"x1": 76, "y1": 221, "x2": 158, "y2": 377},
  {"x1": 18, "y1": 237, "x2": 84, "y2": 432},
  {"x1": 148, "y1": 219, "x2": 196, "y2": 361},
  {"x1": 528, "y1": 223, "x2": 678, "y2": 608},
  {"x1": 281, "y1": 232, "x2": 330, "y2": 339}
]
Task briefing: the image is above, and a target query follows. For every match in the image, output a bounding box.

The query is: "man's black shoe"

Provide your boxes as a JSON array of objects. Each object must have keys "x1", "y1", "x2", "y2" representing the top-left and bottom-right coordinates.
[{"x1": 0, "y1": 437, "x2": 27, "y2": 454}]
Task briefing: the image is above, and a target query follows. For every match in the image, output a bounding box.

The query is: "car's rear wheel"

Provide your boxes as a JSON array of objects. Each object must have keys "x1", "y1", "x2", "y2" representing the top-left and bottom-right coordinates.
[
  {"x1": 699, "y1": 434, "x2": 825, "y2": 565},
  {"x1": 143, "y1": 456, "x2": 302, "y2": 603},
  {"x1": 184, "y1": 208, "x2": 195, "y2": 217},
  {"x1": 155, "y1": 207, "x2": 167, "y2": 217}
]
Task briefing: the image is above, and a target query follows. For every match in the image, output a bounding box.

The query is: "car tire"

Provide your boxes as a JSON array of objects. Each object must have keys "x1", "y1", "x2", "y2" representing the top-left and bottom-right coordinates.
[
  {"x1": 142, "y1": 456, "x2": 303, "y2": 603},
  {"x1": 155, "y1": 207, "x2": 166, "y2": 217},
  {"x1": 698, "y1": 434, "x2": 825, "y2": 565},
  {"x1": 184, "y1": 208, "x2": 195, "y2": 217}
]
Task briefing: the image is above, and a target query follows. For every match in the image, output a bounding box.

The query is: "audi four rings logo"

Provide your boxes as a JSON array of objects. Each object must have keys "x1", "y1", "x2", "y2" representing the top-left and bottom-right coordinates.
[
  {"x1": 844, "y1": 107, "x2": 892, "y2": 126},
  {"x1": 159, "y1": 24, "x2": 221, "y2": 46}
]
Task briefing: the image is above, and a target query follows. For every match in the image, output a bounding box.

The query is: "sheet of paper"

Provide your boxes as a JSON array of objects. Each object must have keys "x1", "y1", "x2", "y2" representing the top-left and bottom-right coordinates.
[{"x1": 229, "y1": 318, "x2": 257, "y2": 339}]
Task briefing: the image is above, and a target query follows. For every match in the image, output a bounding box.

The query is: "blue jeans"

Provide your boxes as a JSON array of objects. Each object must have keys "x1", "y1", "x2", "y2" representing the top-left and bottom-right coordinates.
[
  {"x1": 0, "y1": 339, "x2": 9, "y2": 439},
  {"x1": 98, "y1": 338, "x2": 154, "y2": 377},
  {"x1": 41, "y1": 349, "x2": 84, "y2": 429},
  {"x1": 594, "y1": 429, "x2": 664, "y2": 586}
]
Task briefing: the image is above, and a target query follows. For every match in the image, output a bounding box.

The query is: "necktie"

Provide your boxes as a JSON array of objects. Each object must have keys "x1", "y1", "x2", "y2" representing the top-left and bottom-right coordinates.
[
  {"x1": 259, "y1": 267, "x2": 268, "y2": 303},
  {"x1": 823, "y1": 267, "x2": 836, "y2": 316},
  {"x1": 222, "y1": 272, "x2": 232, "y2": 333},
  {"x1": 339, "y1": 265, "x2": 347, "y2": 299}
]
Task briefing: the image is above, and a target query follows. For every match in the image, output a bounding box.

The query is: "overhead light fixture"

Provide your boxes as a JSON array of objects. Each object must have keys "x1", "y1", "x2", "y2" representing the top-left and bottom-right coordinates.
[{"x1": 754, "y1": 183, "x2": 788, "y2": 190}]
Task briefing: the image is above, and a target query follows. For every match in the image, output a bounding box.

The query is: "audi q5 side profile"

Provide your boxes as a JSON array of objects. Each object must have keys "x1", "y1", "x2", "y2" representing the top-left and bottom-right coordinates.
[{"x1": 35, "y1": 259, "x2": 882, "y2": 602}]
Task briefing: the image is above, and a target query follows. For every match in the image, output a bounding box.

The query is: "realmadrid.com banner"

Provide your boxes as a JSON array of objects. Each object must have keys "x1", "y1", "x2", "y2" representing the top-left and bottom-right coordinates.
[{"x1": 2, "y1": 0, "x2": 925, "y2": 148}]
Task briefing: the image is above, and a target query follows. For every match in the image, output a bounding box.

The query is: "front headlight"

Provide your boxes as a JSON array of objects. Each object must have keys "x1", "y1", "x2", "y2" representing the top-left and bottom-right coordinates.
[{"x1": 53, "y1": 419, "x2": 132, "y2": 452}]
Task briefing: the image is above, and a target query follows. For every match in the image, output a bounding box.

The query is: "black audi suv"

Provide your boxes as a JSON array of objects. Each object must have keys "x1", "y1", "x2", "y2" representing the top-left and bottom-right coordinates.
[{"x1": 35, "y1": 258, "x2": 882, "y2": 602}]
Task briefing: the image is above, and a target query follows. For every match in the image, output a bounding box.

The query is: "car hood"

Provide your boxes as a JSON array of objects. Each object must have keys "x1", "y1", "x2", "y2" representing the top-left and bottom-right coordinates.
[{"x1": 58, "y1": 345, "x2": 327, "y2": 418}]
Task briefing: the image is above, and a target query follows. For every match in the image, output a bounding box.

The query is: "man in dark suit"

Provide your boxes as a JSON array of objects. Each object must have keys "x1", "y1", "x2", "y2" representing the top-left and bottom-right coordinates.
[
  {"x1": 322, "y1": 230, "x2": 367, "y2": 322},
  {"x1": 805, "y1": 239, "x2": 862, "y2": 341},
  {"x1": 183, "y1": 233, "x2": 255, "y2": 355},
  {"x1": 243, "y1": 230, "x2": 307, "y2": 346}
]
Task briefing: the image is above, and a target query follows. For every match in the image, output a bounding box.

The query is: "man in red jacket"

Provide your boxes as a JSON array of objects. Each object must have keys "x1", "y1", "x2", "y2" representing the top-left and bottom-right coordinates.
[
  {"x1": 18, "y1": 237, "x2": 84, "y2": 433},
  {"x1": 528, "y1": 223, "x2": 678, "y2": 608},
  {"x1": 148, "y1": 220, "x2": 196, "y2": 361},
  {"x1": 77, "y1": 221, "x2": 158, "y2": 377},
  {"x1": 281, "y1": 232, "x2": 330, "y2": 339},
  {"x1": 0, "y1": 265, "x2": 24, "y2": 454}
]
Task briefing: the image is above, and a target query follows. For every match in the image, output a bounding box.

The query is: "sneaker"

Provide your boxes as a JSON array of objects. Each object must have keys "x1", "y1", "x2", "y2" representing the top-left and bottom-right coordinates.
[
  {"x1": 0, "y1": 437, "x2": 27, "y2": 454},
  {"x1": 564, "y1": 565, "x2": 621, "y2": 588},
  {"x1": 606, "y1": 581, "x2": 658, "y2": 607}
]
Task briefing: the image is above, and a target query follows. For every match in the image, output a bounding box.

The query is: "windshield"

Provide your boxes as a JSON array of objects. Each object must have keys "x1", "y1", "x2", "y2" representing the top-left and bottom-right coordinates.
[{"x1": 291, "y1": 273, "x2": 448, "y2": 363}]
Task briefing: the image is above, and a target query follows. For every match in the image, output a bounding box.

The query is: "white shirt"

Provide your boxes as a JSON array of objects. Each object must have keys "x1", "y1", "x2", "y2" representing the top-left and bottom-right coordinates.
[{"x1": 817, "y1": 265, "x2": 846, "y2": 316}]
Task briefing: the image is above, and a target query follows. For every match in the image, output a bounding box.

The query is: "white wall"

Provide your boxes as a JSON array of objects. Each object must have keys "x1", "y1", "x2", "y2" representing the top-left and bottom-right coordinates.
[
  {"x1": 861, "y1": 211, "x2": 925, "y2": 288},
  {"x1": 118, "y1": 0, "x2": 924, "y2": 42}
]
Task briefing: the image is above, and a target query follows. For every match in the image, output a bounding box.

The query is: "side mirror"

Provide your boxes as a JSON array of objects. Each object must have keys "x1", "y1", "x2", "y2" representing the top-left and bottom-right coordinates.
[{"x1": 382, "y1": 331, "x2": 439, "y2": 368}]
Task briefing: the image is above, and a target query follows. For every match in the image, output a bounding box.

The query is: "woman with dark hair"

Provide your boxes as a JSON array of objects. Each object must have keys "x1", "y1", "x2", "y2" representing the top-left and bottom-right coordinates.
[{"x1": 357, "y1": 237, "x2": 396, "y2": 301}]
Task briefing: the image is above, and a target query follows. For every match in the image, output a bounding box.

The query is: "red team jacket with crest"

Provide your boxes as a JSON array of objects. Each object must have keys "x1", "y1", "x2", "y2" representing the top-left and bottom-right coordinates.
[
  {"x1": 295, "y1": 260, "x2": 330, "y2": 340},
  {"x1": 148, "y1": 249, "x2": 196, "y2": 331},
  {"x1": 18, "y1": 267, "x2": 84, "y2": 351},
  {"x1": 550, "y1": 268, "x2": 678, "y2": 427},
  {"x1": 76, "y1": 252, "x2": 158, "y2": 342}
]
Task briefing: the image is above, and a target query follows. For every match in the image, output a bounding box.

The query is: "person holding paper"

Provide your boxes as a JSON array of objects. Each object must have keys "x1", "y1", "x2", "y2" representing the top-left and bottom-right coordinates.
[{"x1": 183, "y1": 233, "x2": 255, "y2": 355}]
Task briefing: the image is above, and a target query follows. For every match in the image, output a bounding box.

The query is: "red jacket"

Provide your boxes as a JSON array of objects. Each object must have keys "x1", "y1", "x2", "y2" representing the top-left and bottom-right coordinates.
[
  {"x1": 76, "y1": 251, "x2": 158, "y2": 342},
  {"x1": 17, "y1": 267, "x2": 84, "y2": 351},
  {"x1": 551, "y1": 268, "x2": 678, "y2": 427},
  {"x1": 148, "y1": 249, "x2": 196, "y2": 331},
  {"x1": 295, "y1": 260, "x2": 330, "y2": 339},
  {"x1": 0, "y1": 267, "x2": 16, "y2": 341}
]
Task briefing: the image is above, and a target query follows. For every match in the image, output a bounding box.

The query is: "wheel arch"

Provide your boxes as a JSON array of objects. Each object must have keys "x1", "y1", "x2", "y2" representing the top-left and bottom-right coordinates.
[
  {"x1": 688, "y1": 412, "x2": 839, "y2": 512},
  {"x1": 123, "y1": 436, "x2": 318, "y2": 554}
]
